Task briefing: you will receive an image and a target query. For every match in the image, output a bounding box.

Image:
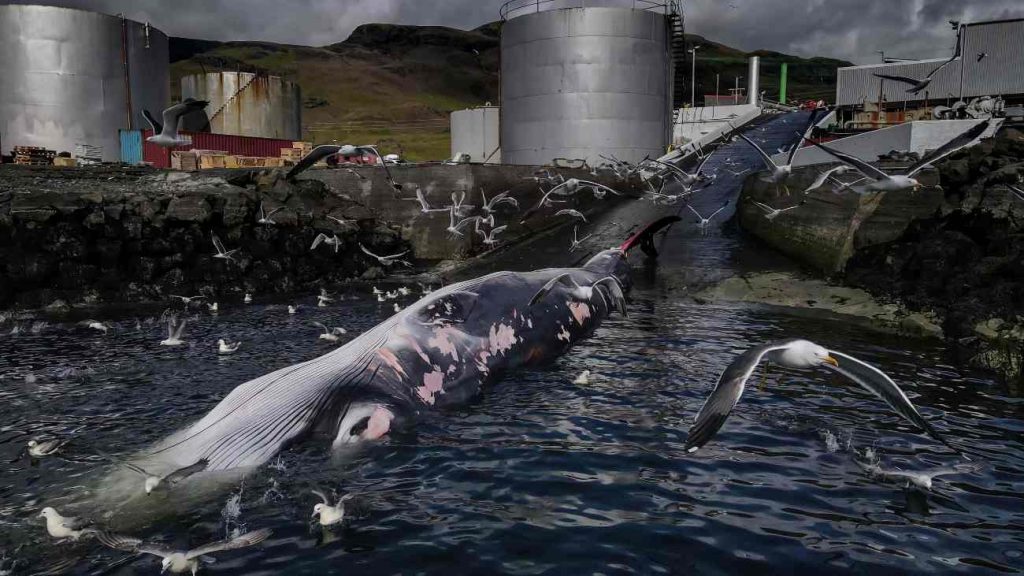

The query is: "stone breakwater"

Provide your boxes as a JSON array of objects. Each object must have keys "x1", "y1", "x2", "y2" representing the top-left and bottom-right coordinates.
[
  {"x1": 738, "y1": 127, "x2": 1024, "y2": 389},
  {"x1": 0, "y1": 165, "x2": 410, "y2": 310}
]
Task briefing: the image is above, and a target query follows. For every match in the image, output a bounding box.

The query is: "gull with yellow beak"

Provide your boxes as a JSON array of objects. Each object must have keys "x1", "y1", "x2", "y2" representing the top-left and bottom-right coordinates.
[{"x1": 684, "y1": 339, "x2": 955, "y2": 453}]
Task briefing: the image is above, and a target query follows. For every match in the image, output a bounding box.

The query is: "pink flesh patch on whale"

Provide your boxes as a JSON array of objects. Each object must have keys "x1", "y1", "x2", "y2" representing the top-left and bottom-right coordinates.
[
  {"x1": 364, "y1": 406, "x2": 394, "y2": 439},
  {"x1": 417, "y1": 370, "x2": 445, "y2": 405},
  {"x1": 428, "y1": 326, "x2": 461, "y2": 362},
  {"x1": 489, "y1": 323, "x2": 516, "y2": 355},
  {"x1": 568, "y1": 302, "x2": 591, "y2": 326},
  {"x1": 377, "y1": 348, "x2": 407, "y2": 380}
]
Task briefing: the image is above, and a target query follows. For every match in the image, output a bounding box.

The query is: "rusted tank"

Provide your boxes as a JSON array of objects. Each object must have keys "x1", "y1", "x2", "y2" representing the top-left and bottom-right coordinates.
[{"x1": 180, "y1": 72, "x2": 301, "y2": 140}]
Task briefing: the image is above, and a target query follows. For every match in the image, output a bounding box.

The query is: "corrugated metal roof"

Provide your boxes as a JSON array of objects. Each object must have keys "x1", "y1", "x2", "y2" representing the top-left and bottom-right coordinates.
[{"x1": 837, "y1": 18, "x2": 1024, "y2": 106}]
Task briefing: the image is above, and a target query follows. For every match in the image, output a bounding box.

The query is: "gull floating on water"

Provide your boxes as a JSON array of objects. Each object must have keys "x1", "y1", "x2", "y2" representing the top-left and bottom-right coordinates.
[
  {"x1": 856, "y1": 459, "x2": 978, "y2": 491},
  {"x1": 398, "y1": 286, "x2": 411, "y2": 296},
  {"x1": 39, "y1": 507, "x2": 93, "y2": 541},
  {"x1": 218, "y1": 339, "x2": 240, "y2": 355},
  {"x1": 573, "y1": 370, "x2": 591, "y2": 385},
  {"x1": 211, "y1": 234, "x2": 238, "y2": 264},
  {"x1": 244, "y1": 293, "x2": 253, "y2": 304},
  {"x1": 27, "y1": 438, "x2": 69, "y2": 458},
  {"x1": 360, "y1": 243, "x2": 411, "y2": 267},
  {"x1": 311, "y1": 490, "x2": 355, "y2": 527},
  {"x1": 313, "y1": 321, "x2": 346, "y2": 342},
  {"x1": 684, "y1": 339, "x2": 957, "y2": 453},
  {"x1": 393, "y1": 303, "x2": 401, "y2": 313},
  {"x1": 142, "y1": 98, "x2": 208, "y2": 148},
  {"x1": 100, "y1": 452, "x2": 209, "y2": 494},
  {"x1": 803, "y1": 119, "x2": 990, "y2": 193},
  {"x1": 288, "y1": 305, "x2": 299, "y2": 315},
  {"x1": 160, "y1": 317, "x2": 187, "y2": 346},
  {"x1": 207, "y1": 302, "x2": 219, "y2": 313},
  {"x1": 79, "y1": 320, "x2": 112, "y2": 334},
  {"x1": 97, "y1": 528, "x2": 272, "y2": 575},
  {"x1": 257, "y1": 202, "x2": 284, "y2": 226}
]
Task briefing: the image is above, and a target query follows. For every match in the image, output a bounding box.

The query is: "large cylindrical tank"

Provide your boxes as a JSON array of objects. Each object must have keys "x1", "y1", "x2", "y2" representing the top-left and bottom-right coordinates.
[
  {"x1": 500, "y1": 6, "x2": 671, "y2": 166},
  {"x1": 180, "y1": 72, "x2": 301, "y2": 140},
  {"x1": 0, "y1": 5, "x2": 169, "y2": 162}
]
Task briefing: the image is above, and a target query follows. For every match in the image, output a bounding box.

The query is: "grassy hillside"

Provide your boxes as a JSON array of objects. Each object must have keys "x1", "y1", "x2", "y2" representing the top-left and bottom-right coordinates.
[{"x1": 168, "y1": 24, "x2": 848, "y2": 161}]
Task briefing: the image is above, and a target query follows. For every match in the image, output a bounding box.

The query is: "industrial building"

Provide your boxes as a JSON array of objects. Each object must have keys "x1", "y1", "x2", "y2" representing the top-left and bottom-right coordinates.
[
  {"x1": 0, "y1": 4, "x2": 169, "y2": 163},
  {"x1": 834, "y1": 18, "x2": 1024, "y2": 129},
  {"x1": 181, "y1": 71, "x2": 301, "y2": 140}
]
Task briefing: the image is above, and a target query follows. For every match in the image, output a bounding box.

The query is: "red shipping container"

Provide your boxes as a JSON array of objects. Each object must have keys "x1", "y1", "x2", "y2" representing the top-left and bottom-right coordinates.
[{"x1": 142, "y1": 130, "x2": 299, "y2": 169}]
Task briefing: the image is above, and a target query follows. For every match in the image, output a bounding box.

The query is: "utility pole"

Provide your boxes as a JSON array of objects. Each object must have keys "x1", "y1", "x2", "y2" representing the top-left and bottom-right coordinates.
[
  {"x1": 689, "y1": 45, "x2": 702, "y2": 107},
  {"x1": 876, "y1": 50, "x2": 885, "y2": 63}
]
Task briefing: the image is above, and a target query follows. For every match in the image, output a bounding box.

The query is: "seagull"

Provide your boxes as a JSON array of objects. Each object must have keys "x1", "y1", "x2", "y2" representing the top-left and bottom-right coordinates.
[
  {"x1": 211, "y1": 234, "x2": 238, "y2": 263},
  {"x1": 385, "y1": 290, "x2": 399, "y2": 300},
  {"x1": 398, "y1": 286, "x2": 411, "y2": 296},
  {"x1": 325, "y1": 215, "x2": 352, "y2": 228},
  {"x1": 372, "y1": 286, "x2": 383, "y2": 296},
  {"x1": 803, "y1": 119, "x2": 990, "y2": 193},
  {"x1": 520, "y1": 186, "x2": 570, "y2": 223},
  {"x1": 393, "y1": 303, "x2": 401, "y2": 313},
  {"x1": 27, "y1": 438, "x2": 69, "y2": 458},
  {"x1": 218, "y1": 339, "x2": 240, "y2": 355},
  {"x1": 446, "y1": 207, "x2": 481, "y2": 238},
  {"x1": 96, "y1": 528, "x2": 272, "y2": 575},
  {"x1": 256, "y1": 202, "x2": 284, "y2": 226},
  {"x1": 528, "y1": 273, "x2": 627, "y2": 315},
  {"x1": 976, "y1": 52, "x2": 987, "y2": 62},
  {"x1": 855, "y1": 460, "x2": 978, "y2": 491},
  {"x1": 555, "y1": 209, "x2": 587, "y2": 222},
  {"x1": 79, "y1": 320, "x2": 112, "y2": 334},
  {"x1": 317, "y1": 289, "x2": 334, "y2": 307},
  {"x1": 313, "y1": 321, "x2": 346, "y2": 342},
  {"x1": 99, "y1": 452, "x2": 208, "y2": 494},
  {"x1": 406, "y1": 188, "x2": 449, "y2": 213},
  {"x1": 873, "y1": 43, "x2": 960, "y2": 95},
  {"x1": 449, "y1": 190, "x2": 475, "y2": 217},
  {"x1": 311, "y1": 490, "x2": 355, "y2": 527},
  {"x1": 244, "y1": 293, "x2": 253, "y2": 304},
  {"x1": 687, "y1": 202, "x2": 729, "y2": 234},
  {"x1": 207, "y1": 302, "x2": 218, "y2": 313},
  {"x1": 288, "y1": 305, "x2": 299, "y2": 315},
  {"x1": 684, "y1": 339, "x2": 957, "y2": 453},
  {"x1": 420, "y1": 283, "x2": 434, "y2": 295},
  {"x1": 802, "y1": 165, "x2": 852, "y2": 194},
  {"x1": 547, "y1": 178, "x2": 622, "y2": 200},
  {"x1": 481, "y1": 189, "x2": 519, "y2": 214},
  {"x1": 169, "y1": 294, "x2": 206, "y2": 307},
  {"x1": 359, "y1": 243, "x2": 411, "y2": 267},
  {"x1": 477, "y1": 224, "x2": 507, "y2": 246},
  {"x1": 141, "y1": 98, "x2": 209, "y2": 148},
  {"x1": 38, "y1": 508, "x2": 93, "y2": 541},
  {"x1": 646, "y1": 155, "x2": 712, "y2": 188},
  {"x1": 573, "y1": 370, "x2": 591, "y2": 385},
  {"x1": 160, "y1": 317, "x2": 187, "y2": 346},
  {"x1": 286, "y1": 144, "x2": 401, "y2": 191},
  {"x1": 752, "y1": 200, "x2": 805, "y2": 221},
  {"x1": 568, "y1": 225, "x2": 593, "y2": 252},
  {"x1": 311, "y1": 233, "x2": 341, "y2": 253},
  {"x1": 734, "y1": 112, "x2": 819, "y2": 193}
]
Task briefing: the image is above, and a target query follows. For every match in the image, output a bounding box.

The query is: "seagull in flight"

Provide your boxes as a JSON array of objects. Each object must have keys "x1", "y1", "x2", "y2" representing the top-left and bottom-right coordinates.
[
  {"x1": 360, "y1": 243, "x2": 411, "y2": 267},
  {"x1": 311, "y1": 233, "x2": 341, "y2": 253},
  {"x1": 286, "y1": 144, "x2": 401, "y2": 191},
  {"x1": 801, "y1": 165, "x2": 852, "y2": 194},
  {"x1": 568, "y1": 225, "x2": 593, "y2": 252},
  {"x1": 528, "y1": 273, "x2": 626, "y2": 315},
  {"x1": 406, "y1": 188, "x2": 449, "y2": 214},
  {"x1": 446, "y1": 207, "x2": 480, "y2": 238},
  {"x1": 160, "y1": 316, "x2": 187, "y2": 346},
  {"x1": 449, "y1": 190, "x2": 475, "y2": 217},
  {"x1": 481, "y1": 189, "x2": 519, "y2": 214},
  {"x1": 79, "y1": 320, "x2": 113, "y2": 334},
  {"x1": 98, "y1": 452, "x2": 208, "y2": 494},
  {"x1": 752, "y1": 200, "x2": 805, "y2": 221},
  {"x1": 555, "y1": 209, "x2": 587, "y2": 222},
  {"x1": 684, "y1": 339, "x2": 958, "y2": 453},
  {"x1": 96, "y1": 528, "x2": 272, "y2": 575},
  {"x1": 687, "y1": 201, "x2": 729, "y2": 234},
  {"x1": 211, "y1": 234, "x2": 238, "y2": 263},
  {"x1": 477, "y1": 224, "x2": 507, "y2": 246},
  {"x1": 734, "y1": 112, "x2": 819, "y2": 193},
  {"x1": 141, "y1": 98, "x2": 209, "y2": 148},
  {"x1": 855, "y1": 459, "x2": 979, "y2": 491},
  {"x1": 169, "y1": 294, "x2": 206, "y2": 306},
  {"x1": 547, "y1": 178, "x2": 622, "y2": 200},
  {"x1": 803, "y1": 119, "x2": 990, "y2": 193},
  {"x1": 873, "y1": 37, "x2": 961, "y2": 95},
  {"x1": 312, "y1": 322, "x2": 347, "y2": 342},
  {"x1": 257, "y1": 203, "x2": 284, "y2": 226}
]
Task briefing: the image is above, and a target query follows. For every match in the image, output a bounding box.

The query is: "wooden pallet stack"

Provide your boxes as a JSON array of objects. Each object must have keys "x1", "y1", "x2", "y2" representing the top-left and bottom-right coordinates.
[{"x1": 14, "y1": 146, "x2": 55, "y2": 166}]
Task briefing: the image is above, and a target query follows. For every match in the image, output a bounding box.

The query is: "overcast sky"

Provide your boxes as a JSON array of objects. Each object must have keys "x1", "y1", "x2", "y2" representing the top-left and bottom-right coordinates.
[{"x1": 3, "y1": 0, "x2": 1023, "y2": 63}]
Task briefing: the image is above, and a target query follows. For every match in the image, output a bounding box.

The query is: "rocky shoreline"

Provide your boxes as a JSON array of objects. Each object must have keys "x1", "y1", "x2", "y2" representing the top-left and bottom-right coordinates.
[
  {"x1": 738, "y1": 126, "x2": 1024, "y2": 390},
  {"x1": 0, "y1": 165, "x2": 411, "y2": 311}
]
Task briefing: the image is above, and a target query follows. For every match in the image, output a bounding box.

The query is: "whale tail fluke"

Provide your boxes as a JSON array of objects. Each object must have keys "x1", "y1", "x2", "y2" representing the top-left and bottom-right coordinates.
[{"x1": 619, "y1": 216, "x2": 681, "y2": 257}]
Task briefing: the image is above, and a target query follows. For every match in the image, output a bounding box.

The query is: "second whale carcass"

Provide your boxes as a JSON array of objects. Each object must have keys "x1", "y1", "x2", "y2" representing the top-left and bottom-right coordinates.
[{"x1": 139, "y1": 218, "x2": 681, "y2": 474}]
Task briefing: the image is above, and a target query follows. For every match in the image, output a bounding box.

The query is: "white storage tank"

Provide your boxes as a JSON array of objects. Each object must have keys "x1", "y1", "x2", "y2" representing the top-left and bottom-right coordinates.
[
  {"x1": 180, "y1": 72, "x2": 301, "y2": 140},
  {"x1": 450, "y1": 105, "x2": 501, "y2": 163}
]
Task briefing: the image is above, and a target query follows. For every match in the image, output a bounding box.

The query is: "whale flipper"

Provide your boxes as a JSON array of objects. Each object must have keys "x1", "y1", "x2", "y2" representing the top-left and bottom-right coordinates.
[
  {"x1": 417, "y1": 291, "x2": 479, "y2": 325},
  {"x1": 528, "y1": 273, "x2": 574, "y2": 307}
]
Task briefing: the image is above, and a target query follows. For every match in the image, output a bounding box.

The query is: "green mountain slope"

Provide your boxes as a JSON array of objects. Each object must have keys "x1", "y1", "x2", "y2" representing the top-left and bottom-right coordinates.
[{"x1": 168, "y1": 24, "x2": 848, "y2": 161}]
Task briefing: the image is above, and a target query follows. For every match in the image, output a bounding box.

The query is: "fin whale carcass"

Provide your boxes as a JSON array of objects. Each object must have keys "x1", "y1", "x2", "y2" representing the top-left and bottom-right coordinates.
[{"x1": 144, "y1": 218, "x2": 679, "y2": 472}]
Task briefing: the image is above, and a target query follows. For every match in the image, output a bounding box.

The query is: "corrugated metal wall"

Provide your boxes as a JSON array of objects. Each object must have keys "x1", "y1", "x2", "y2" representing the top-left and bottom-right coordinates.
[
  {"x1": 140, "y1": 130, "x2": 297, "y2": 168},
  {"x1": 837, "y1": 19, "x2": 1024, "y2": 107},
  {"x1": 119, "y1": 130, "x2": 143, "y2": 164}
]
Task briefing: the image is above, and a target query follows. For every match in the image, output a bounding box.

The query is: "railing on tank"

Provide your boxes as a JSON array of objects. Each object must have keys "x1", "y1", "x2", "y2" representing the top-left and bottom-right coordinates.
[{"x1": 500, "y1": 0, "x2": 678, "y2": 21}]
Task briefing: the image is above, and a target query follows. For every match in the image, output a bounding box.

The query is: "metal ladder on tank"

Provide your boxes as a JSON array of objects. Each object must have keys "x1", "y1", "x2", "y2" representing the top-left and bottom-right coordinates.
[
  {"x1": 667, "y1": 2, "x2": 687, "y2": 126},
  {"x1": 205, "y1": 72, "x2": 261, "y2": 126}
]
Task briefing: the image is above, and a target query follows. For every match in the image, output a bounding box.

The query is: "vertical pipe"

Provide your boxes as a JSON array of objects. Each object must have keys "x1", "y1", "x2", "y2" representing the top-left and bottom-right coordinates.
[
  {"x1": 747, "y1": 56, "x2": 760, "y2": 105},
  {"x1": 958, "y1": 24, "x2": 967, "y2": 101},
  {"x1": 121, "y1": 15, "x2": 134, "y2": 130},
  {"x1": 779, "y1": 62, "x2": 788, "y2": 104}
]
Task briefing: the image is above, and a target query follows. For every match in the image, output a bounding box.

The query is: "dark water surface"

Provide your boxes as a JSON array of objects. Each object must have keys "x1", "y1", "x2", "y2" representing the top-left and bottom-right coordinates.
[{"x1": 1, "y1": 113, "x2": 1022, "y2": 575}]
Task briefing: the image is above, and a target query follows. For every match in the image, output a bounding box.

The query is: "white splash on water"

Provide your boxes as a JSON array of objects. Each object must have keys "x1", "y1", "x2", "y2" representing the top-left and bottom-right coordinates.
[
  {"x1": 221, "y1": 481, "x2": 245, "y2": 539},
  {"x1": 268, "y1": 456, "x2": 287, "y2": 472},
  {"x1": 260, "y1": 478, "x2": 284, "y2": 504},
  {"x1": 821, "y1": 429, "x2": 840, "y2": 453}
]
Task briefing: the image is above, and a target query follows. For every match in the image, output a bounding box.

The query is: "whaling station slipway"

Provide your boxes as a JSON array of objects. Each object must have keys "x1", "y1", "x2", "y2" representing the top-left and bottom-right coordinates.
[{"x1": 1, "y1": 2, "x2": 1023, "y2": 575}]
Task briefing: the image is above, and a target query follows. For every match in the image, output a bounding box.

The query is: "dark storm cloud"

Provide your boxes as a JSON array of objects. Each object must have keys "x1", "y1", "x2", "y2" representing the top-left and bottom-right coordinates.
[{"x1": 3, "y1": 0, "x2": 1022, "y2": 63}]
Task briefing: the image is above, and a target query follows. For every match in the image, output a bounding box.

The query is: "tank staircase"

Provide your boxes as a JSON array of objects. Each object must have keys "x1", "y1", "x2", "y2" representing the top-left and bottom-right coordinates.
[
  {"x1": 206, "y1": 72, "x2": 261, "y2": 125},
  {"x1": 667, "y1": 4, "x2": 687, "y2": 125}
]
